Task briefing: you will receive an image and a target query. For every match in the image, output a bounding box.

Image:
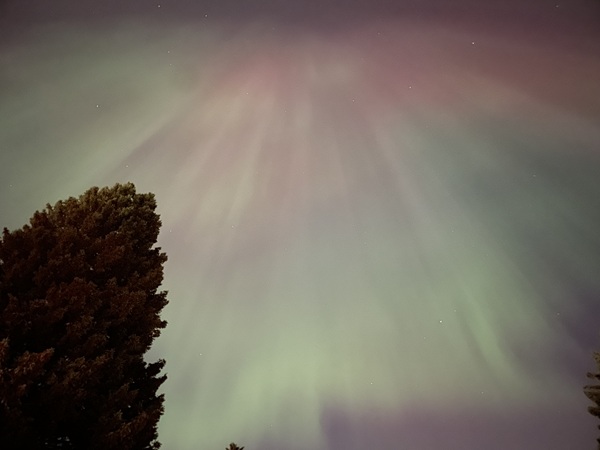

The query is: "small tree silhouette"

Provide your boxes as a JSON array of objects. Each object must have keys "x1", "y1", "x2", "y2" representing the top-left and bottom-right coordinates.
[
  {"x1": 584, "y1": 351, "x2": 600, "y2": 449},
  {"x1": 226, "y1": 443, "x2": 244, "y2": 450}
]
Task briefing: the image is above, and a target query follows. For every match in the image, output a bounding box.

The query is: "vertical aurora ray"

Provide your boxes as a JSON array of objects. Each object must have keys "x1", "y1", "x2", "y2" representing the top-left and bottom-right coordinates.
[{"x1": 1, "y1": 6, "x2": 600, "y2": 449}]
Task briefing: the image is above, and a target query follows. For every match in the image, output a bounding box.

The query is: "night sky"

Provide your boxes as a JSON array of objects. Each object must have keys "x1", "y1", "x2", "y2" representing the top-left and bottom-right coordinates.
[{"x1": 1, "y1": 1, "x2": 600, "y2": 449}]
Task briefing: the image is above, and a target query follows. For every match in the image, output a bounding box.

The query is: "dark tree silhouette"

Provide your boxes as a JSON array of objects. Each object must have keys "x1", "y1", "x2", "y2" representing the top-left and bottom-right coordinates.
[
  {"x1": 585, "y1": 351, "x2": 600, "y2": 450},
  {"x1": 226, "y1": 443, "x2": 245, "y2": 450},
  {"x1": 0, "y1": 183, "x2": 168, "y2": 450}
]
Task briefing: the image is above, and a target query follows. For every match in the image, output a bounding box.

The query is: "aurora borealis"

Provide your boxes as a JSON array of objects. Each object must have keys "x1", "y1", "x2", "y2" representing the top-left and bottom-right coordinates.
[{"x1": 1, "y1": 1, "x2": 600, "y2": 449}]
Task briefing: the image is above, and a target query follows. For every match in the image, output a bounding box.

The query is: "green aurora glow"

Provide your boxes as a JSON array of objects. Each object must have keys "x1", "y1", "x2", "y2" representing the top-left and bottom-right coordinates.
[{"x1": 1, "y1": 5, "x2": 600, "y2": 449}]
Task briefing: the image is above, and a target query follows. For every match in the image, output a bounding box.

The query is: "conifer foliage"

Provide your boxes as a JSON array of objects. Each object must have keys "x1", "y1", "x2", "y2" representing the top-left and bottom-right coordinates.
[
  {"x1": 0, "y1": 183, "x2": 168, "y2": 449},
  {"x1": 585, "y1": 351, "x2": 600, "y2": 450},
  {"x1": 226, "y1": 443, "x2": 245, "y2": 450}
]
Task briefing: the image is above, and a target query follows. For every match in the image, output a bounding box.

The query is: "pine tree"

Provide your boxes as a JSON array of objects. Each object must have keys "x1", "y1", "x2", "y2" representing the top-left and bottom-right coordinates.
[
  {"x1": 226, "y1": 443, "x2": 245, "y2": 450},
  {"x1": 0, "y1": 183, "x2": 168, "y2": 450},
  {"x1": 585, "y1": 351, "x2": 600, "y2": 450}
]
